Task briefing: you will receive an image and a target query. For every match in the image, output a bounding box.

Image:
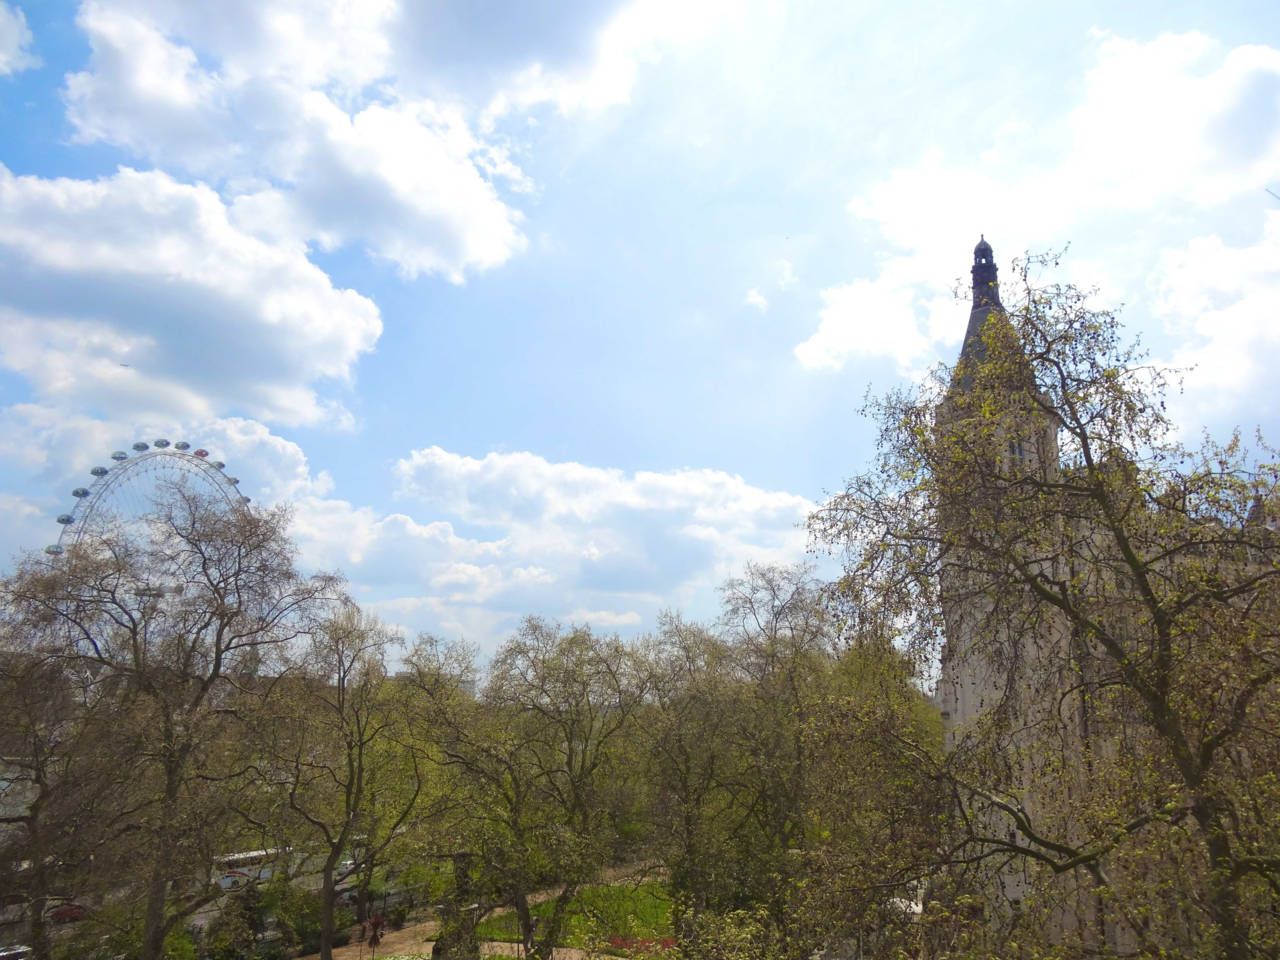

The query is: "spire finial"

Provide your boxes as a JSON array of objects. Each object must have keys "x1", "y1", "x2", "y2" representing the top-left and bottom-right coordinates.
[{"x1": 970, "y1": 236, "x2": 1000, "y2": 312}]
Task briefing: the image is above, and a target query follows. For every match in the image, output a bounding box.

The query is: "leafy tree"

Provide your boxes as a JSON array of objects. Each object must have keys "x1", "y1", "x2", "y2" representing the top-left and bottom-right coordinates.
[
  {"x1": 1, "y1": 485, "x2": 338, "y2": 960},
  {"x1": 203, "y1": 883, "x2": 268, "y2": 960},
  {"x1": 641, "y1": 612, "x2": 743, "y2": 922},
  {"x1": 643, "y1": 564, "x2": 835, "y2": 931},
  {"x1": 812, "y1": 254, "x2": 1280, "y2": 957},
  {"x1": 0, "y1": 649, "x2": 129, "y2": 960},
  {"x1": 716, "y1": 563, "x2": 831, "y2": 912},
  {"x1": 245, "y1": 606, "x2": 426, "y2": 960},
  {"x1": 409, "y1": 619, "x2": 649, "y2": 960},
  {"x1": 644, "y1": 566, "x2": 941, "y2": 960},
  {"x1": 793, "y1": 641, "x2": 944, "y2": 958}
]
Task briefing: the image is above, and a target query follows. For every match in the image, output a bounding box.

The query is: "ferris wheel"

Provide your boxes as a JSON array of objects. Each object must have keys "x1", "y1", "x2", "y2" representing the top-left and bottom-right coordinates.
[{"x1": 46, "y1": 439, "x2": 250, "y2": 556}]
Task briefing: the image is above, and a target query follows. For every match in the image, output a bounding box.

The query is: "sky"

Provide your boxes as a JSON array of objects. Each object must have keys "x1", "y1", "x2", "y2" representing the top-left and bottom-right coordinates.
[{"x1": 0, "y1": 0, "x2": 1277, "y2": 651}]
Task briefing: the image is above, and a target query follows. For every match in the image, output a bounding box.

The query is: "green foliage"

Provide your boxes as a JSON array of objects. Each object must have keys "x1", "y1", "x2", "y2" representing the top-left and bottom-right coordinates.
[
  {"x1": 51, "y1": 905, "x2": 197, "y2": 960},
  {"x1": 473, "y1": 882, "x2": 672, "y2": 947},
  {"x1": 204, "y1": 885, "x2": 269, "y2": 960},
  {"x1": 676, "y1": 905, "x2": 778, "y2": 960},
  {"x1": 268, "y1": 882, "x2": 355, "y2": 955}
]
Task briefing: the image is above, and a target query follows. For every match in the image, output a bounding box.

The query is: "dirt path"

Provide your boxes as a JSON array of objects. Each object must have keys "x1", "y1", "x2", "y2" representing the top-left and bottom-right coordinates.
[
  {"x1": 297, "y1": 863, "x2": 658, "y2": 960},
  {"x1": 297, "y1": 918, "x2": 588, "y2": 960}
]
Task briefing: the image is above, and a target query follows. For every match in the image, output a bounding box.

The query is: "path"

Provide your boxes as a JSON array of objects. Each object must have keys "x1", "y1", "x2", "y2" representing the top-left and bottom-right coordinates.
[
  {"x1": 297, "y1": 918, "x2": 588, "y2": 960},
  {"x1": 297, "y1": 863, "x2": 657, "y2": 960}
]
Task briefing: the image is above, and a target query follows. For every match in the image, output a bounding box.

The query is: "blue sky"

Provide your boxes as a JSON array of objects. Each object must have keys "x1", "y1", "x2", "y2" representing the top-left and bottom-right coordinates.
[{"x1": 0, "y1": 0, "x2": 1277, "y2": 650}]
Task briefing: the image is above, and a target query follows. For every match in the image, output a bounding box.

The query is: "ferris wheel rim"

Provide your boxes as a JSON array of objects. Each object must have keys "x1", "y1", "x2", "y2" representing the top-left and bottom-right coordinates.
[{"x1": 47, "y1": 440, "x2": 251, "y2": 556}]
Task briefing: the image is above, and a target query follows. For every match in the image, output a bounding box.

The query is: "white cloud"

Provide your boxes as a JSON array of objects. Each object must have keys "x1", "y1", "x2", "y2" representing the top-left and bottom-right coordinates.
[
  {"x1": 0, "y1": 2, "x2": 38, "y2": 75},
  {"x1": 744, "y1": 288, "x2": 768, "y2": 311},
  {"x1": 386, "y1": 445, "x2": 814, "y2": 635},
  {"x1": 565, "y1": 608, "x2": 643, "y2": 627},
  {"x1": 0, "y1": 392, "x2": 816, "y2": 647},
  {"x1": 793, "y1": 277, "x2": 931, "y2": 373},
  {"x1": 71, "y1": 0, "x2": 395, "y2": 93},
  {"x1": 297, "y1": 440, "x2": 816, "y2": 645},
  {"x1": 483, "y1": 0, "x2": 738, "y2": 122},
  {"x1": 64, "y1": 1, "x2": 527, "y2": 281},
  {"x1": 795, "y1": 32, "x2": 1280, "y2": 373},
  {"x1": 1067, "y1": 32, "x2": 1280, "y2": 210},
  {"x1": 0, "y1": 164, "x2": 381, "y2": 426},
  {"x1": 1150, "y1": 211, "x2": 1280, "y2": 426}
]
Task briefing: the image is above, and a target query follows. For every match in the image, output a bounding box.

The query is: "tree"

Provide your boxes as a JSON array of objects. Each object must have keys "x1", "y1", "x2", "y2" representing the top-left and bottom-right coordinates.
[
  {"x1": 2, "y1": 484, "x2": 338, "y2": 960},
  {"x1": 409, "y1": 619, "x2": 649, "y2": 960},
  {"x1": 645, "y1": 567, "x2": 943, "y2": 960},
  {"x1": 246, "y1": 606, "x2": 427, "y2": 960},
  {"x1": 641, "y1": 612, "x2": 743, "y2": 924},
  {"x1": 716, "y1": 563, "x2": 831, "y2": 909},
  {"x1": 0, "y1": 648, "x2": 132, "y2": 960},
  {"x1": 812, "y1": 254, "x2": 1280, "y2": 957}
]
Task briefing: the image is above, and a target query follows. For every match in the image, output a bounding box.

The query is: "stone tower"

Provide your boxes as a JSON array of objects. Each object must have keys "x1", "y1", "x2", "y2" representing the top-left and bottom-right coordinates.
[
  {"x1": 934, "y1": 238, "x2": 1097, "y2": 941},
  {"x1": 938, "y1": 235, "x2": 1064, "y2": 744}
]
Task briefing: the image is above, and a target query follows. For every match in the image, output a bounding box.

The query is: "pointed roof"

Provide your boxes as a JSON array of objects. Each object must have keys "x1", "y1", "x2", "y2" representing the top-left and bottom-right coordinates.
[{"x1": 960, "y1": 235, "x2": 1003, "y2": 364}]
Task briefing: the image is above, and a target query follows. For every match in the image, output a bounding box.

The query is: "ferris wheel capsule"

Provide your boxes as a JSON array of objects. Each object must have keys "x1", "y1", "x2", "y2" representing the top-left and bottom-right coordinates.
[
  {"x1": 111, "y1": 451, "x2": 128, "y2": 461},
  {"x1": 153, "y1": 439, "x2": 171, "y2": 448},
  {"x1": 174, "y1": 441, "x2": 190, "y2": 451},
  {"x1": 72, "y1": 487, "x2": 90, "y2": 498},
  {"x1": 193, "y1": 449, "x2": 209, "y2": 458},
  {"x1": 45, "y1": 544, "x2": 64, "y2": 555},
  {"x1": 132, "y1": 442, "x2": 149, "y2": 452},
  {"x1": 91, "y1": 466, "x2": 109, "y2": 477},
  {"x1": 226, "y1": 477, "x2": 239, "y2": 485},
  {"x1": 211, "y1": 461, "x2": 225, "y2": 470},
  {"x1": 56, "y1": 514, "x2": 74, "y2": 525}
]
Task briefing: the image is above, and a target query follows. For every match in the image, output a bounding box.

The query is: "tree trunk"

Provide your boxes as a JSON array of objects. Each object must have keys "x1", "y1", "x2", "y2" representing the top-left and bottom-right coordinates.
[
  {"x1": 140, "y1": 859, "x2": 170, "y2": 960},
  {"x1": 514, "y1": 889, "x2": 534, "y2": 958},
  {"x1": 1196, "y1": 801, "x2": 1247, "y2": 960},
  {"x1": 431, "y1": 905, "x2": 481, "y2": 960},
  {"x1": 319, "y1": 864, "x2": 337, "y2": 960},
  {"x1": 141, "y1": 760, "x2": 182, "y2": 960},
  {"x1": 28, "y1": 894, "x2": 50, "y2": 960},
  {"x1": 533, "y1": 887, "x2": 575, "y2": 960}
]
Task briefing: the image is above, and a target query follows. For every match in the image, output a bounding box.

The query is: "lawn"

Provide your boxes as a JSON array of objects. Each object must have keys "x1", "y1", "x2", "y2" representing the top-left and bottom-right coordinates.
[{"x1": 472, "y1": 881, "x2": 672, "y2": 949}]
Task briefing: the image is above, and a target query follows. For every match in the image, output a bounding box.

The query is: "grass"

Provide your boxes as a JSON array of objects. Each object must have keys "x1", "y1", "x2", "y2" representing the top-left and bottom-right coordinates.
[{"x1": 472, "y1": 881, "x2": 672, "y2": 948}]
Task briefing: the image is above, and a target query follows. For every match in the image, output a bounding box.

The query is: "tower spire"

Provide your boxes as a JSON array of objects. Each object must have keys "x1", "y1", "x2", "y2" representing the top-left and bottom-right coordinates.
[{"x1": 960, "y1": 235, "x2": 1002, "y2": 362}]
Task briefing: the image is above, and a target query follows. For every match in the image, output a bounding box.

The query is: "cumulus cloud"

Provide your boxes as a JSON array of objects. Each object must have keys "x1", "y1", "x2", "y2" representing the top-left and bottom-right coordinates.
[
  {"x1": 793, "y1": 277, "x2": 931, "y2": 374},
  {"x1": 208, "y1": 443, "x2": 813, "y2": 647},
  {"x1": 566, "y1": 608, "x2": 643, "y2": 627},
  {"x1": 0, "y1": 164, "x2": 381, "y2": 426},
  {"x1": 744, "y1": 288, "x2": 768, "y2": 311},
  {"x1": 1067, "y1": 32, "x2": 1280, "y2": 209},
  {"x1": 64, "y1": 0, "x2": 527, "y2": 281},
  {"x1": 1151, "y1": 211, "x2": 1280, "y2": 426},
  {"x1": 383, "y1": 445, "x2": 814, "y2": 635},
  {"x1": 88, "y1": 0, "x2": 397, "y2": 90},
  {"x1": 483, "y1": 0, "x2": 738, "y2": 122},
  {"x1": 795, "y1": 32, "x2": 1280, "y2": 374},
  {"x1": 0, "y1": 390, "x2": 816, "y2": 647},
  {"x1": 0, "y1": 2, "x2": 38, "y2": 74}
]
